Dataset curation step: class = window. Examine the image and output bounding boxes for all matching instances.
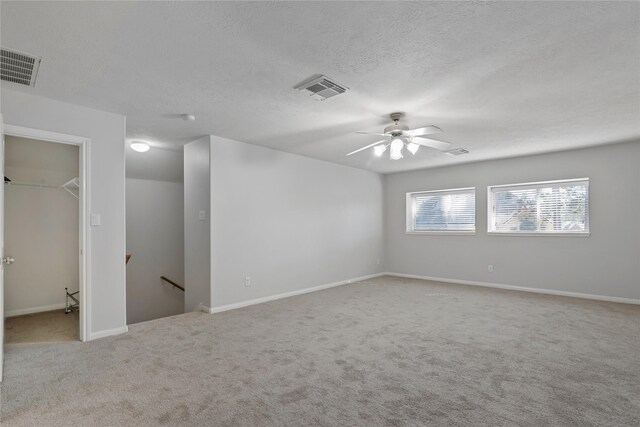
[488,178,589,235]
[406,187,475,233]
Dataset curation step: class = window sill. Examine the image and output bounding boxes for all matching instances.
[487,232,590,237]
[406,231,476,236]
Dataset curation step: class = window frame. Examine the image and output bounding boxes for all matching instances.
[487,178,590,237]
[405,187,476,235]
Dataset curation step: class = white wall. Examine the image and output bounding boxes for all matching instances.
[5,189,79,316]
[4,136,79,316]
[126,178,184,324]
[385,142,640,300]
[126,147,183,183]
[183,136,211,312]
[209,136,384,308]
[1,89,127,338]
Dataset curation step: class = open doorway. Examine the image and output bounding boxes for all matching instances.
[3,135,81,344]
[125,143,184,324]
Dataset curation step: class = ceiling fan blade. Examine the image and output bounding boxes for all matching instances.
[356,131,389,136]
[407,125,443,137]
[346,140,387,156]
[412,136,451,151]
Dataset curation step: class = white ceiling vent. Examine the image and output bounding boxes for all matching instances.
[294,74,348,101]
[443,148,470,156]
[1,47,41,87]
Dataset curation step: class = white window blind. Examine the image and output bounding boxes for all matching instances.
[407,187,475,233]
[488,178,589,235]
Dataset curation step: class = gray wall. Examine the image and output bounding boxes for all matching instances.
[183,136,211,311]
[2,89,127,338]
[126,147,183,183]
[210,136,384,308]
[4,137,79,316]
[384,141,640,300]
[5,186,79,315]
[126,178,184,324]
[4,136,79,316]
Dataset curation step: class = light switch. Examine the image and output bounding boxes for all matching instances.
[198,210,206,221]
[90,213,101,226]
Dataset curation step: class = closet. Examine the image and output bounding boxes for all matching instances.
[3,136,80,344]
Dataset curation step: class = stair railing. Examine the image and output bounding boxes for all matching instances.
[160,276,185,292]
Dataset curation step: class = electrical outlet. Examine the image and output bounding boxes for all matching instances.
[244,276,251,287]
[488,264,494,273]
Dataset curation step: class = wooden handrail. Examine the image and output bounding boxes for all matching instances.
[161,276,185,292]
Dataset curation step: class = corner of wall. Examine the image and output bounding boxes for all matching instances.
[183,136,212,313]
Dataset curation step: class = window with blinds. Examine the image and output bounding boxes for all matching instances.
[406,187,476,233]
[488,178,589,235]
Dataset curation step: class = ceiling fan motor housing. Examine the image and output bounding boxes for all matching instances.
[384,124,409,136]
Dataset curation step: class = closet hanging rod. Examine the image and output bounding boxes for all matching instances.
[5,181,61,189]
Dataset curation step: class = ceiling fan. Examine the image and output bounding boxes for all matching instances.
[346,112,451,160]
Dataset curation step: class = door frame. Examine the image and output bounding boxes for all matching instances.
[2,125,91,342]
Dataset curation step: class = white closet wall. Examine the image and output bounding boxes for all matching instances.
[4,136,79,316]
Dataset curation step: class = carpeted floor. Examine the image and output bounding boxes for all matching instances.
[4,309,79,344]
[1,276,638,426]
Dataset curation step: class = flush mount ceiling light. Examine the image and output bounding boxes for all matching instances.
[130,141,150,153]
[346,113,456,160]
[181,114,196,121]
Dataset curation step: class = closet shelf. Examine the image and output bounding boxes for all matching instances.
[4,177,80,199]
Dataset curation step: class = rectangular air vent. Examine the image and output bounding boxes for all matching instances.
[1,47,41,87]
[443,148,469,156]
[443,148,470,156]
[294,74,348,101]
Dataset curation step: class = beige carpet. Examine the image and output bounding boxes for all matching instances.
[1,276,638,426]
[4,309,79,344]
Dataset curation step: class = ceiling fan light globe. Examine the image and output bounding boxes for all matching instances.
[390,138,403,150]
[390,149,403,160]
[374,145,387,157]
[407,142,420,155]
[390,138,404,160]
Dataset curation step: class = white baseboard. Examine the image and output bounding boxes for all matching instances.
[194,303,211,313]
[209,272,385,314]
[89,325,128,341]
[5,303,67,318]
[384,272,640,305]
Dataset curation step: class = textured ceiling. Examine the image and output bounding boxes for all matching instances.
[1,1,639,174]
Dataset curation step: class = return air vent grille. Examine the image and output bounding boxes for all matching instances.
[294,74,348,101]
[1,47,41,87]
